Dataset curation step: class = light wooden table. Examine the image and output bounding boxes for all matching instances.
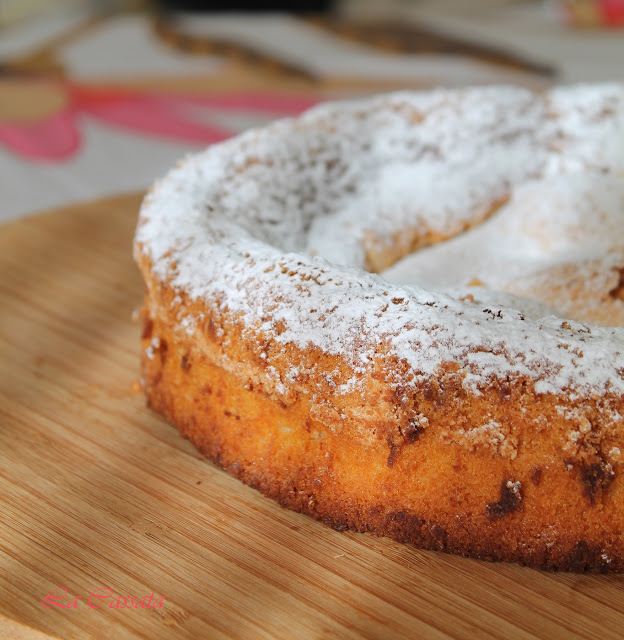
[1,194,624,640]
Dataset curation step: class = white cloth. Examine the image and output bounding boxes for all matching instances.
[1,7,622,225]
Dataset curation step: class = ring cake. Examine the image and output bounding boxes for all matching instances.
[134,84,624,571]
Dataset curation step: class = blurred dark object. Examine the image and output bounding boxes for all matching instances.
[157,0,333,12]
[153,10,556,82]
[153,13,320,80]
[308,17,556,77]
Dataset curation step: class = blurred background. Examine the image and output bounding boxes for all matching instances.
[1,0,622,223]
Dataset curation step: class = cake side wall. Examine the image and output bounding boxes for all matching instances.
[137,288,624,572]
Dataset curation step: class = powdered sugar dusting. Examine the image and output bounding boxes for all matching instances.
[135,84,624,397]
[383,172,624,321]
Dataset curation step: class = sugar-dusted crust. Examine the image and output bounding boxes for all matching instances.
[138,293,624,571]
[135,84,624,570]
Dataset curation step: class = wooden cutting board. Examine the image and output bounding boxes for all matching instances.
[1,194,624,640]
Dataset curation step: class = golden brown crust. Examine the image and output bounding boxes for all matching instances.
[138,281,624,572]
[133,85,624,571]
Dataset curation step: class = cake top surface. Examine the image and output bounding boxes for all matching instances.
[135,84,624,397]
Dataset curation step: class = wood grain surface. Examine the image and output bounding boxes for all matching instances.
[1,194,624,640]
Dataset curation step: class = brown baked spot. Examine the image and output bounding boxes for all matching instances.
[159,339,168,361]
[387,419,424,467]
[141,317,153,340]
[468,277,485,287]
[565,540,612,573]
[531,466,542,486]
[274,319,286,335]
[381,510,448,552]
[486,480,522,520]
[206,318,219,341]
[386,440,399,468]
[181,354,191,371]
[423,381,438,402]
[498,383,511,400]
[609,267,624,301]
[401,420,424,444]
[579,460,615,505]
